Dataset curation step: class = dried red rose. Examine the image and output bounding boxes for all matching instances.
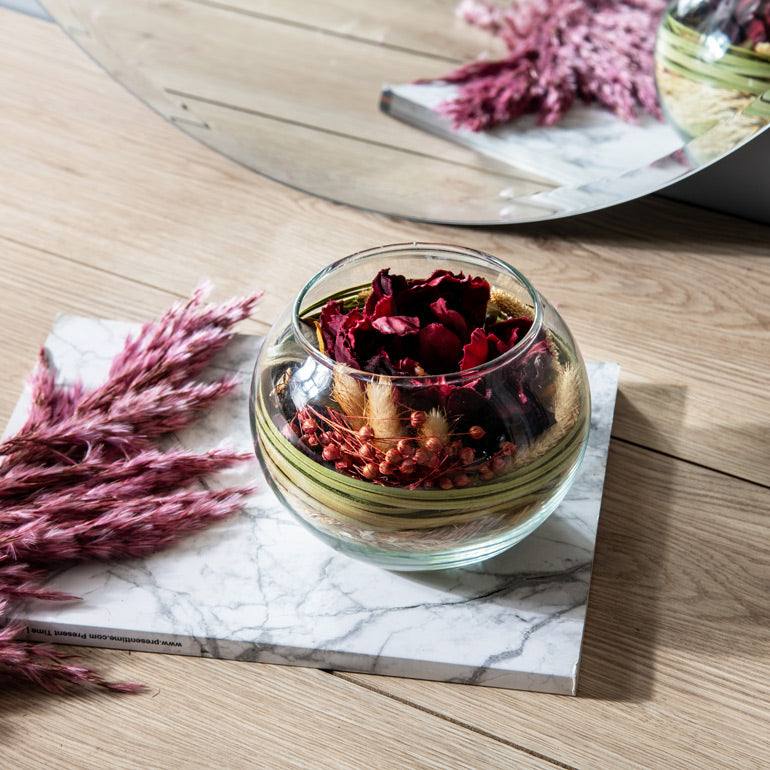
[319,268,493,375]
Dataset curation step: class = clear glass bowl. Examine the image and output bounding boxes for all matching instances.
[250,244,590,570]
[656,0,770,162]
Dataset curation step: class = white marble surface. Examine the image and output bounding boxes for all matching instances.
[383,82,685,189]
[8,316,619,695]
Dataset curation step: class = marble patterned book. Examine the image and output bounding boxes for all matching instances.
[6,316,619,695]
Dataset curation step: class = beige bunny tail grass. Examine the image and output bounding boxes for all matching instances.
[365,377,401,448]
[420,408,450,448]
[490,288,534,319]
[332,367,366,430]
[553,363,583,426]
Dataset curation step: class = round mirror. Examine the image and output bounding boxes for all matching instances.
[43,0,770,224]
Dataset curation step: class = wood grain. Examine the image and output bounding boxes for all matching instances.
[1,10,768,484]
[341,440,770,768]
[180,0,508,62]
[43,0,510,166]
[1,653,557,770]
[1,7,769,769]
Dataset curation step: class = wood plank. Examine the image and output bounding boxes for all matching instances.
[1,654,556,770]
[181,0,507,62]
[45,0,514,174]
[1,10,768,484]
[0,238,557,770]
[341,440,770,769]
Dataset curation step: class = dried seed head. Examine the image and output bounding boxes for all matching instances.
[399,459,416,474]
[413,448,432,466]
[358,425,375,439]
[306,435,319,447]
[359,444,375,460]
[459,447,475,465]
[318,432,331,446]
[366,377,400,448]
[410,410,427,428]
[501,441,516,456]
[322,445,341,462]
[420,408,450,450]
[378,461,394,475]
[469,425,486,440]
[301,418,318,434]
[385,448,402,465]
[361,463,379,480]
[335,460,350,472]
[492,456,508,473]
[397,439,414,457]
[439,476,454,490]
[332,368,366,431]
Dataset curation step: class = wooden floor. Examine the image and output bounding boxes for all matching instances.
[0,7,768,769]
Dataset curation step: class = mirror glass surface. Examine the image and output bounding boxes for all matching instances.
[43,0,770,224]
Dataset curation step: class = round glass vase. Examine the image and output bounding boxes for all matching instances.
[250,244,591,571]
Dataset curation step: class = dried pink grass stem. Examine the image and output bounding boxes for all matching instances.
[426,0,666,130]
[0,285,261,693]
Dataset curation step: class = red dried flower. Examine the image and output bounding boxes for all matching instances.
[319,268,491,375]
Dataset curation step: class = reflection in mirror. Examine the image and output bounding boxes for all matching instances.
[42,0,769,224]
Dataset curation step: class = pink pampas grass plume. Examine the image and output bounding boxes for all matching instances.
[0,624,145,694]
[0,285,261,693]
[425,0,665,130]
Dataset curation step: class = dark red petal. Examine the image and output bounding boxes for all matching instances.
[363,349,398,375]
[487,332,508,358]
[486,317,533,350]
[418,323,464,373]
[396,357,420,375]
[423,271,490,330]
[430,297,468,339]
[460,327,491,370]
[369,295,396,320]
[371,315,421,336]
[318,300,347,355]
[365,269,409,316]
[336,309,371,368]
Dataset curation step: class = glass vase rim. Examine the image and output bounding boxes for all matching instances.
[290,242,545,384]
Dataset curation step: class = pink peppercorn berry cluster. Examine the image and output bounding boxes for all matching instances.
[296,407,516,490]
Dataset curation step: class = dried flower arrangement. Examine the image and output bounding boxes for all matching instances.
[0,286,261,692]
[253,256,590,566]
[420,0,666,130]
